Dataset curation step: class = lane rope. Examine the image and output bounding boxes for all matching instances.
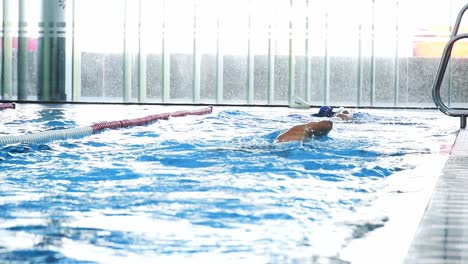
[0,103,15,110]
[0,106,213,146]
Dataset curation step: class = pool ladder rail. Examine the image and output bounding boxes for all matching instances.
[433,3,468,129]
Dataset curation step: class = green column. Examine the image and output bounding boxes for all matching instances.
[193,42,201,103]
[40,17,50,101]
[288,0,295,106]
[267,24,275,105]
[192,0,200,103]
[18,0,28,100]
[138,0,146,102]
[323,8,330,105]
[247,0,254,104]
[369,0,376,106]
[161,0,170,103]
[216,17,223,104]
[72,0,81,101]
[357,23,363,106]
[39,0,67,101]
[393,1,400,107]
[123,0,132,102]
[162,39,170,103]
[305,0,311,104]
[2,0,13,99]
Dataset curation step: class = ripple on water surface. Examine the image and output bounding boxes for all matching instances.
[0,106,458,263]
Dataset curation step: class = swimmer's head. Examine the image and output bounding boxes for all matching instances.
[313,106,335,117]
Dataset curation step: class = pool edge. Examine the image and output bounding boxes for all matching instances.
[404,129,468,263]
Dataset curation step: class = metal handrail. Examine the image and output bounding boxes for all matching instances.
[433,3,468,128]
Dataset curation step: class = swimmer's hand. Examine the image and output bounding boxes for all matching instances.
[335,109,352,121]
[274,120,333,143]
[336,113,350,121]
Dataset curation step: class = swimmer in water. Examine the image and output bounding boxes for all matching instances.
[274,106,352,143]
[312,105,352,121]
[274,120,333,143]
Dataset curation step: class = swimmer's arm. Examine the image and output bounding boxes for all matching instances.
[275,121,333,143]
[275,124,308,143]
[304,120,333,138]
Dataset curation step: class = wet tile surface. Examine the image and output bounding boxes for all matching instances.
[405,130,468,263]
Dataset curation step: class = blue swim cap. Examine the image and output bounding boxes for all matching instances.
[316,106,334,117]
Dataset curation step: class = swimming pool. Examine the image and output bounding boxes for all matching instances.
[0,104,458,263]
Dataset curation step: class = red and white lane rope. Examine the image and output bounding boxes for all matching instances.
[0,103,15,110]
[0,106,213,146]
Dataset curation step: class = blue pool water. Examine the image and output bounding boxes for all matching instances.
[0,105,458,263]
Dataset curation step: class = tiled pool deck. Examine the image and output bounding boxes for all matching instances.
[404,129,468,263]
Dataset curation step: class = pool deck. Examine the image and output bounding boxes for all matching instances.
[404,129,468,263]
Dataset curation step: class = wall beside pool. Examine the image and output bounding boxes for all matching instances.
[1,0,468,108]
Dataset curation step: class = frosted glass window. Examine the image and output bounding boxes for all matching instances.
[1,0,468,107]
[77,0,125,102]
[141,0,163,101]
